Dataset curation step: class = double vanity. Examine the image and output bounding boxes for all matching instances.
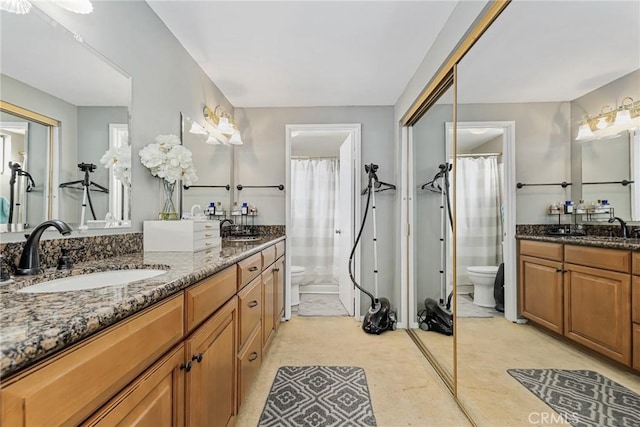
[0,235,285,426]
[518,234,640,371]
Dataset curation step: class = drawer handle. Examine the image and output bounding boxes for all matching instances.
[248,300,259,308]
[192,353,204,363]
[249,266,259,272]
[205,233,214,237]
[248,352,258,362]
[180,362,192,372]
[205,242,213,246]
[205,225,213,229]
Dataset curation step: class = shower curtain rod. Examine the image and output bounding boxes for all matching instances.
[450,152,502,158]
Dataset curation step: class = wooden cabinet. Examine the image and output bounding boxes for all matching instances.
[82,345,185,427]
[185,297,238,427]
[1,295,184,427]
[519,255,564,334]
[563,263,631,366]
[1,239,286,426]
[262,269,275,350]
[237,253,262,290]
[274,256,285,331]
[519,240,637,369]
[634,323,640,370]
[633,266,639,370]
[237,326,262,409]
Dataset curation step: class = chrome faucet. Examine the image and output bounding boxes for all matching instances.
[608,216,629,238]
[16,219,72,275]
[219,219,234,227]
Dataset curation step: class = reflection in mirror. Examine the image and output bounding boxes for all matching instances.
[0,105,54,233]
[410,84,455,384]
[0,5,131,233]
[455,1,640,424]
[179,113,232,219]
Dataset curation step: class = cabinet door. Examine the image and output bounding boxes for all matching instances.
[633,323,640,371]
[185,297,238,427]
[262,270,275,351]
[274,256,285,331]
[564,263,631,366]
[82,345,185,427]
[519,255,564,333]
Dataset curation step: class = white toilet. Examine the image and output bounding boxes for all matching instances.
[467,266,499,308]
[290,266,305,306]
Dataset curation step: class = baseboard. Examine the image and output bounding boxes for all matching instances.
[299,284,339,294]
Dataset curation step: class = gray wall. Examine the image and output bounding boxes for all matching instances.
[32,1,234,233]
[457,102,572,224]
[76,107,129,221]
[234,106,396,315]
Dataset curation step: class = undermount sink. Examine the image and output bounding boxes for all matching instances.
[17,269,167,293]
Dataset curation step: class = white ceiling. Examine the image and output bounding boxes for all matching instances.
[147,1,458,108]
[457,0,640,104]
[1,8,130,106]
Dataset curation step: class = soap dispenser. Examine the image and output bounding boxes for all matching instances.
[241,202,248,215]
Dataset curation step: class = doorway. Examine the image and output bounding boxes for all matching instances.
[285,124,361,320]
[445,121,517,321]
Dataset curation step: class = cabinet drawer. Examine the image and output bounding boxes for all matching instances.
[238,276,262,349]
[81,344,185,426]
[262,245,276,269]
[633,276,640,324]
[634,323,640,371]
[193,236,221,252]
[1,295,184,427]
[275,241,285,259]
[194,228,220,240]
[519,240,563,261]
[237,326,262,409]
[237,253,262,290]
[193,221,220,232]
[633,252,639,276]
[565,245,630,273]
[185,266,237,334]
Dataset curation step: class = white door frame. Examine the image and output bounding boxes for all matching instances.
[443,121,517,322]
[284,123,362,321]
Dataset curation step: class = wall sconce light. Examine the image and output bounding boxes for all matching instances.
[1,0,93,14]
[575,97,640,141]
[203,105,243,145]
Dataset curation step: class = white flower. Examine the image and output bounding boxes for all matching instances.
[138,134,198,185]
[100,143,132,186]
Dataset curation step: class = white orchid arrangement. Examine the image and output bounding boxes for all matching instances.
[100,143,132,186]
[138,134,198,186]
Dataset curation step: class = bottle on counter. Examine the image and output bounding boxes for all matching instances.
[231,202,240,216]
[241,202,248,215]
[564,200,573,214]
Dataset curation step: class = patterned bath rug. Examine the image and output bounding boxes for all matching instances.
[507,369,640,427]
[258,366,377,427]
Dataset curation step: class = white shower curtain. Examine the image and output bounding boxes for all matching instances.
[290,158,340,284]
[456,156,503,285]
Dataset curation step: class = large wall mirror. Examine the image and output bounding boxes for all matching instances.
[452,1,639,424]
[409,82,455,387]
[179,113,233,218]
[0,6,131,235]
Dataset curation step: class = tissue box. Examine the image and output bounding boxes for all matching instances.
[144,220,221,252]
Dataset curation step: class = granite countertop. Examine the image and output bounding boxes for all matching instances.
[516,234,640,251]
[0,236,284,380]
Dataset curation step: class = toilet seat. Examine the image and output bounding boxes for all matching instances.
[291,266,305,275]
[468,266,499,275]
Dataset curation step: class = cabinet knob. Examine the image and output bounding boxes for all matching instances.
[192,353,204,363]
[248,352,258,362]
[249,266,259,272]
[180,361,192,372]
[556,268,563,272]
[248,300,259,308]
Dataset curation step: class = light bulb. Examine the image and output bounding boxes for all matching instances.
[0,0,32,14]
[217,117,234,135]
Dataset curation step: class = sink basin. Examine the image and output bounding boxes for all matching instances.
[17,269,167,293]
